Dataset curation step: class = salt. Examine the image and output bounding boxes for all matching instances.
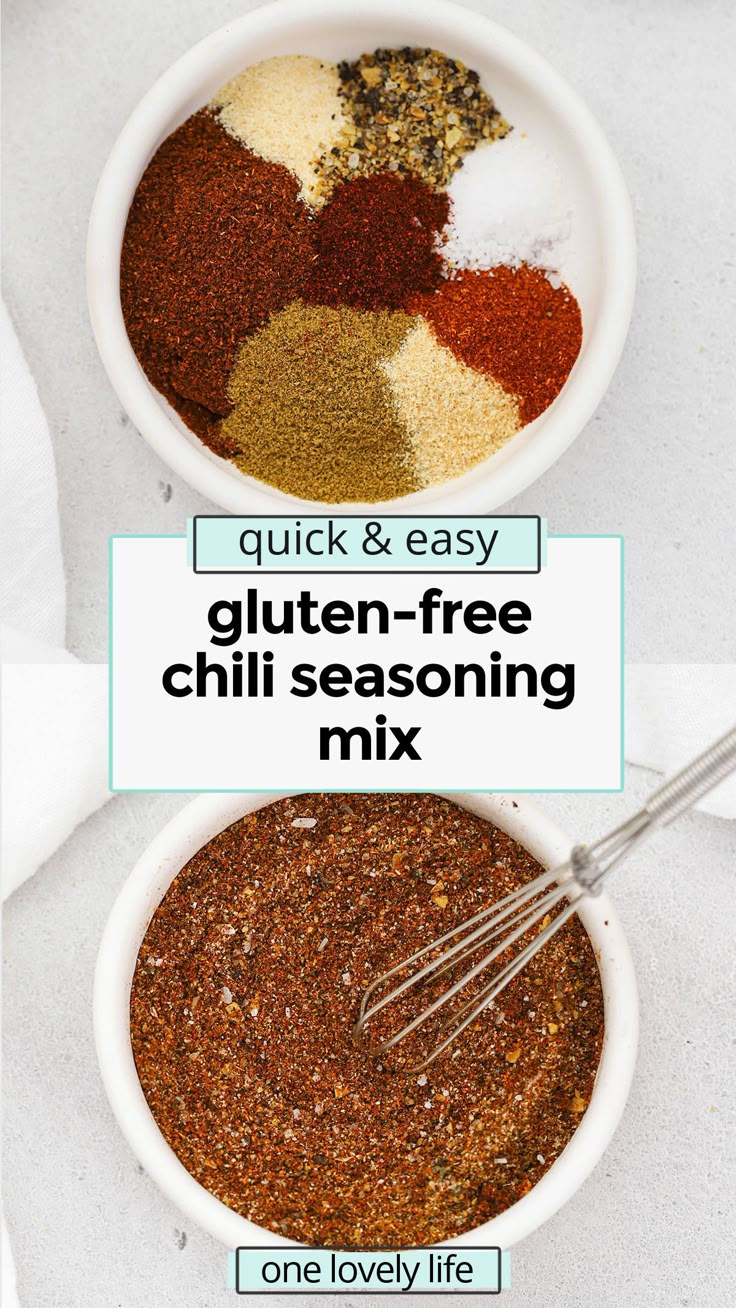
[442,134,571,275]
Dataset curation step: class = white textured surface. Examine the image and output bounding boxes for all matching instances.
[3,773,736,1307]
[2,0,735,661]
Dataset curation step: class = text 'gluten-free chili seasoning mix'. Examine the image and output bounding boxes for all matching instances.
[120,49,583,501]
[130,794,603,1247]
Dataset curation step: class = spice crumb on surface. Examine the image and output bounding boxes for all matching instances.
[130,794,604,1248]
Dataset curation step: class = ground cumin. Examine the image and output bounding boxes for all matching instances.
[130,794,604,1248]
[222,302,419,503]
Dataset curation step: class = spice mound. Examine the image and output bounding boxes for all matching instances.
[307,173,449,311]
[120,110,313,430]
[120,47,583,502]
[411,266,583,424]
[223,302,419,502]
[316,47,509,195]
[130,794,604,1247]
[211,56,347,207]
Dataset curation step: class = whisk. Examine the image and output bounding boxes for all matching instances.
[354,726,736,1073]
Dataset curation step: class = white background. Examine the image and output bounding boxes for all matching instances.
[3,0,735,663]
[3,0,735,1304]
[111,537,621,789]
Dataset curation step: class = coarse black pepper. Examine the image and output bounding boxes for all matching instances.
[315,48,509,195]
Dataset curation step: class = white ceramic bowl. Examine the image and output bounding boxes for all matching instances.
[87,0,635,515]
[94,792,638,1250]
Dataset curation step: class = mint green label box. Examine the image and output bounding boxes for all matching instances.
[190,515,544,572]
[228,1247,512,1294]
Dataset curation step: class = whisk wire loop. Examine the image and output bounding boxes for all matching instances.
[354,726,736,1073]
[413,898,583,1073]
[354,871,577,1061]
[356,868,563,1026]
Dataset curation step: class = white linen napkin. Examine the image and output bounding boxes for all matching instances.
[1,662,109,897]
[1,301,112,903]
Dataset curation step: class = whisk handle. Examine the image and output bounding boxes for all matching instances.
[643,726,736,825]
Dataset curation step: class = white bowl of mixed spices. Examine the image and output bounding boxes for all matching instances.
[87,0,635,514]
[94,792,638,1251]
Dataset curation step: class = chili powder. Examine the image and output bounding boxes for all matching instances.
[412,266,583,423]
[130,794,603,1248]
[120,111,313,424]
[307,172,449,312]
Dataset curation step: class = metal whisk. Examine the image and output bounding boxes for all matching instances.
[354,726,736,1073]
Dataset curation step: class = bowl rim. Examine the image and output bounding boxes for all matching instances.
[93,790,638,1251]
[86,0,636,515]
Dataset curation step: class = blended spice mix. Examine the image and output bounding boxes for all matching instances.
[130,794,604,1247]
